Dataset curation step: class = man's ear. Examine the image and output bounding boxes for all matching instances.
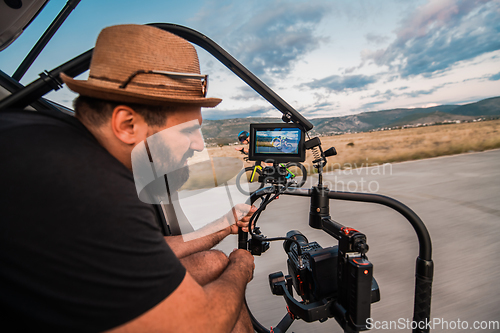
[110,105,147,145]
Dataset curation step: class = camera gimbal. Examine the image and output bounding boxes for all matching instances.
[238,137,433,333]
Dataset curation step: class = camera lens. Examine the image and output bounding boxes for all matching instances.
[284,230,308,253]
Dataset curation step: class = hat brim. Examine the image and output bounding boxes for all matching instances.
[60,73,222,108]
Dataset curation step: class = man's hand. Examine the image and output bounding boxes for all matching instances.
[229,249,255,283]
[228,204,257,234]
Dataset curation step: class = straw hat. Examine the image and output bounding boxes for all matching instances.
[60,24,221,107]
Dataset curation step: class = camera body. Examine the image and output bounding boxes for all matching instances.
[279,230,380,330]
[284,231,338,303]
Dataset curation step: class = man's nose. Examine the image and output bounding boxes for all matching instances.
[190,130,205,151]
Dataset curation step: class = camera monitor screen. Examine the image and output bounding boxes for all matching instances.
[249,123,305,163]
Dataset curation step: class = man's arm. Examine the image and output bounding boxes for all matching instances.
[166,204,256,259]
[106,249,254,333]
[165,227,229,259]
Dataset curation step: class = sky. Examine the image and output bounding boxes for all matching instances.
[1,0,499,120]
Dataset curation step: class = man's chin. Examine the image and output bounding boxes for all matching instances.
[167,166,190,192]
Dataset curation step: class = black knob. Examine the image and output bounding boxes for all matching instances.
[356,242,369,255]
[5,0,23,9]
[324,147,337,157]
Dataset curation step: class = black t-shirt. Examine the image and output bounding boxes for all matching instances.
[0,110,186,332]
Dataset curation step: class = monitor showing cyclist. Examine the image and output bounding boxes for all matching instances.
[248,124,306,163]
[254,127,300,154]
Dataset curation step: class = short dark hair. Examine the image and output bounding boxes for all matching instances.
[73,96,173,127]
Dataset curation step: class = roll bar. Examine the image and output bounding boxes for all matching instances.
[241,186,433,333]
[0,23,314,132]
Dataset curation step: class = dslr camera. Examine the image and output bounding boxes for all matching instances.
[274,229,380,330]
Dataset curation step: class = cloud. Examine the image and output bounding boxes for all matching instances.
[232,86,261,101]
[306,101,340,113]
[361,101,386,110]
[402,88,438,98]
[301,74,378,92]
[361,82,451,109]
[202,105,275,120]
[367,89,397,100]
[343,66,357,74]
[489,71,500,81]
[401,82,451,98]
[363,0,500,78]
[192,1,331,80]
[365,33,389,45]
[366,83,449,102]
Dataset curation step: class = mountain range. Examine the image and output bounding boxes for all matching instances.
[201,96,500,145]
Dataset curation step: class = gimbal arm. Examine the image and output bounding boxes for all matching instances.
[323,190,433,333]
[240,186,433,333]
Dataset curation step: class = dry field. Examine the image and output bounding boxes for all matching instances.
[180,119,500,190]
[207,119,500,173]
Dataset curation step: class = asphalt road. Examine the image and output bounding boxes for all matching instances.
[209,149,500,332]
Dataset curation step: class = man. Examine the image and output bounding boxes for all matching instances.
[0,24,255,332]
